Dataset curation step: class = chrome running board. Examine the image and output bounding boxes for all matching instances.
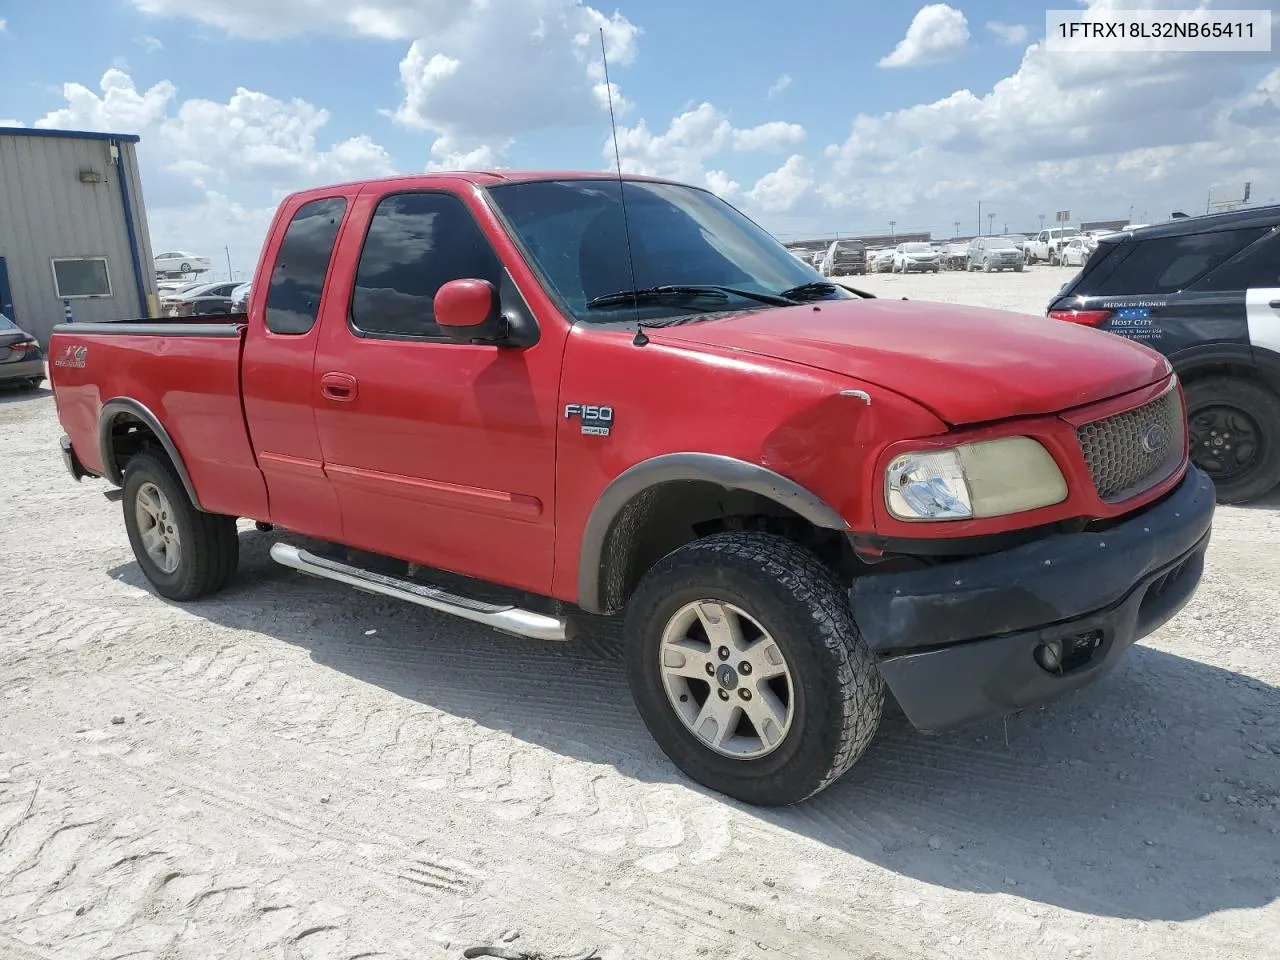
[270,543,568,641]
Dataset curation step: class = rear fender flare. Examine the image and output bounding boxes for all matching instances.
[98,398,206,511]
[576,452,849,614]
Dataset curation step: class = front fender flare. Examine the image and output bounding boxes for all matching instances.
[576,452,849,614]
[98,397,206,511]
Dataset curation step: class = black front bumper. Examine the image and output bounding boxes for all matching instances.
[851,466,1215,732]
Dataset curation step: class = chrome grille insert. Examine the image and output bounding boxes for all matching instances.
[1077,389,1185,502]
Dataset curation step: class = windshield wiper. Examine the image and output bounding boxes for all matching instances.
[778,280,875,300]
[586,284,797,310]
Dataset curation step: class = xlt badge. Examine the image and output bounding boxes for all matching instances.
[565,403,613,437]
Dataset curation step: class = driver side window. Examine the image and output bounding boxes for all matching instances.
[350,191,503,340]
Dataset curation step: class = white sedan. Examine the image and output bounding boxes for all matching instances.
[1059,237,1089,267]
[154,250,212,275]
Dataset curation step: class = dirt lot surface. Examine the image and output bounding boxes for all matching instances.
[2,266,1278,960]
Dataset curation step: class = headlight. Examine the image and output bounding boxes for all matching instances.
[885,437,1068,521]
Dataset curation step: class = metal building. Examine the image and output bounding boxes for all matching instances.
[0,127,158,345]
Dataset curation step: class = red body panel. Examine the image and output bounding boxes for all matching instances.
[50,326,269,520]
[651,300,1173,425]
[308,181,566,593]
[49,170,1194,610]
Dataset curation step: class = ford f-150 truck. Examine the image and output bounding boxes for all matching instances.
[50,172,1215,806]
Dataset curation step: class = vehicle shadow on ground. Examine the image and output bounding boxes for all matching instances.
[0,384,50,404]
[110,530,1280,924]
[1239,486,1280,511]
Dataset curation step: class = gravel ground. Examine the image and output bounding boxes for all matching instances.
[1,267,1278,960]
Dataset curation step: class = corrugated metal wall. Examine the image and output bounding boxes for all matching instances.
[0,133,158,345]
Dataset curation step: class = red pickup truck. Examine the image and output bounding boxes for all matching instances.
[50,172,1214,806]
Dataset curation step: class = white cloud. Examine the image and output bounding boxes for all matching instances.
[985,21,1028,45]
[138,35,164,53]
[132,0,640,160]
[704,170,741,201]
[30,70,396,267]
[35,69,176,133]
[424,141,506,171]
[0,18,7,32]
[879,3,970,68]
[612,102,733,185]
[387,0,639,158]
[0,120,23,127]
[767,74,792,99]
[610,105,809,212]
[33,70,395,186]
[813,1,1280,234]
[732,121,806,152]
[747,155,813,213]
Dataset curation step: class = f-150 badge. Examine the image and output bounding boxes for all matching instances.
[565,403,613,437]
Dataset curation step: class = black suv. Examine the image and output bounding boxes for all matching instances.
[1048,206,1280,503]
[822,239,867,277]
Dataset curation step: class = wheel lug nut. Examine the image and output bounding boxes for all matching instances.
[705,663,715,677]
[718,647,730,661]
[717,689,730,702]
[739,662,752,676]
[739,689,752,701]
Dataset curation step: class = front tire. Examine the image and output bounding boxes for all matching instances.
[1184,377,1280,503]
[122,450,239,600]
[624,532,884,806]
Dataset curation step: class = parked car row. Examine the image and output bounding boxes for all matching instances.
[158,280,243,317]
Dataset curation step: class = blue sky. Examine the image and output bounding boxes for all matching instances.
[1,1,1278,275]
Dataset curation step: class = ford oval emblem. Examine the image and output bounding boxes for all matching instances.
[1141,422,1170,454]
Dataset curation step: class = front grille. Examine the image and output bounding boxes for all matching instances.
[1077,389,1185,502]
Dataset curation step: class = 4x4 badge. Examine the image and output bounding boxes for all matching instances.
[54,345,88,369]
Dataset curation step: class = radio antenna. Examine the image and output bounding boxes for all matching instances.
[599,27,643,332]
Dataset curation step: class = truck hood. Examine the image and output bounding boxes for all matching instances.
[650,299,1171,425]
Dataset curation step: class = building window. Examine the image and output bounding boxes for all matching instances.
[51,257,113,299]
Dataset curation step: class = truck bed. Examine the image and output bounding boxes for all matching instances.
[49,316,269,520]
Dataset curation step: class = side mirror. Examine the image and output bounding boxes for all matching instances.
[434,279,507,343]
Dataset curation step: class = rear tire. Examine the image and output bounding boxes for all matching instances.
[624,532,884,806]
[122,450,239,600]
[1184,377,1280,504]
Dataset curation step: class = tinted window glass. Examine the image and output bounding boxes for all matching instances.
[265,197,347,335]
[1191,229,1280,291]
[486,179,840,324]
[1083,228,1268,296]
[0,314,17,331]
[349,192,503,339]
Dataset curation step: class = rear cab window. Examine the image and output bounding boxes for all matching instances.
[265,197,348,335]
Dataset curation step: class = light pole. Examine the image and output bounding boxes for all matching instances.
[988,213,996,236]
[954,220,961,238]
[889,221,896,237]
[978,200,982,236]
[224,246,233,282]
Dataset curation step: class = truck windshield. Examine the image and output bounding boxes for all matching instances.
[485,178,851,323]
